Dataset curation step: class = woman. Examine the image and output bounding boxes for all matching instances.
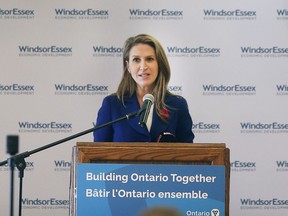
[93,34,194,142]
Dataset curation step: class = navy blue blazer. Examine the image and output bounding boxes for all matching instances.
[93,93,194,143]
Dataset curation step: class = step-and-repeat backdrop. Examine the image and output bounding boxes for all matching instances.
[1,0,287,215]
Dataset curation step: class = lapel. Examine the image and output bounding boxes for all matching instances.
[122,94,150,137]
[150,95,175,138]
[150,110,169,136]
[122,94,171,139]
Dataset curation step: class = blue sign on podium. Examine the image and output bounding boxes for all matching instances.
[76,163,225,216]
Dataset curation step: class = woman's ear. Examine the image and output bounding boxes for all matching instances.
[126,60,130,73]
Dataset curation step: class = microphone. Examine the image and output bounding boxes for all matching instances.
[7,135,19,156]
[138,94,154,127]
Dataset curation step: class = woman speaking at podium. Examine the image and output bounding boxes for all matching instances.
[93,34,194,143]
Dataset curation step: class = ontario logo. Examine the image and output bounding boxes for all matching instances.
[0,83,35,95]
[203,9,256,21]
[240,121,288,134]
[202,84,256,96]
[240,197,288,210]
[54,83,109,96]
[0,8,35,19]
[230,160,256,172]
[18,121,73,133]
[186,209,220,216]
[276,9,288,20]
[192,122,221,134]
[92,45,123,57]
[18,45,72,57]
[276,84,288,96]
[240,46,288,58]
[22,197,69,210]
[211,209,220,216]
[129,8,183,20]
[54,8,109,20]
[166,46,221,58]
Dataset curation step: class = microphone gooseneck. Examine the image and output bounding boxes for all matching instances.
[138,94,154,127]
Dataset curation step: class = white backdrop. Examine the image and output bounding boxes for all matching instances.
[1,0,288,215]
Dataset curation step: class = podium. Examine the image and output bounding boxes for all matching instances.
[70,142,230,216]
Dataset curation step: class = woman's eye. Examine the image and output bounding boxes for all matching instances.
[132,58,140,62]
[147,57,155,62]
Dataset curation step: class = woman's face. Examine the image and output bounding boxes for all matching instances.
[127,43,159,93]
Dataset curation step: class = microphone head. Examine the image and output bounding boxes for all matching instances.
[143,94,154,104]
[7,135,19,155]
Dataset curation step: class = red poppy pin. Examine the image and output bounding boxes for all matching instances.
[160,108,169,120]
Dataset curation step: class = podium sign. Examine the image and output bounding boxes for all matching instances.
[69,142,230,216]
[76,163,225,216]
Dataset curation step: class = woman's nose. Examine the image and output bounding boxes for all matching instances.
[139,61,147,70]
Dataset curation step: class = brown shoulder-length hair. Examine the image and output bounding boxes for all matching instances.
[116,34,172,120]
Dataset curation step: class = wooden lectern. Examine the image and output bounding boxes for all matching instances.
[70,142,230,216]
